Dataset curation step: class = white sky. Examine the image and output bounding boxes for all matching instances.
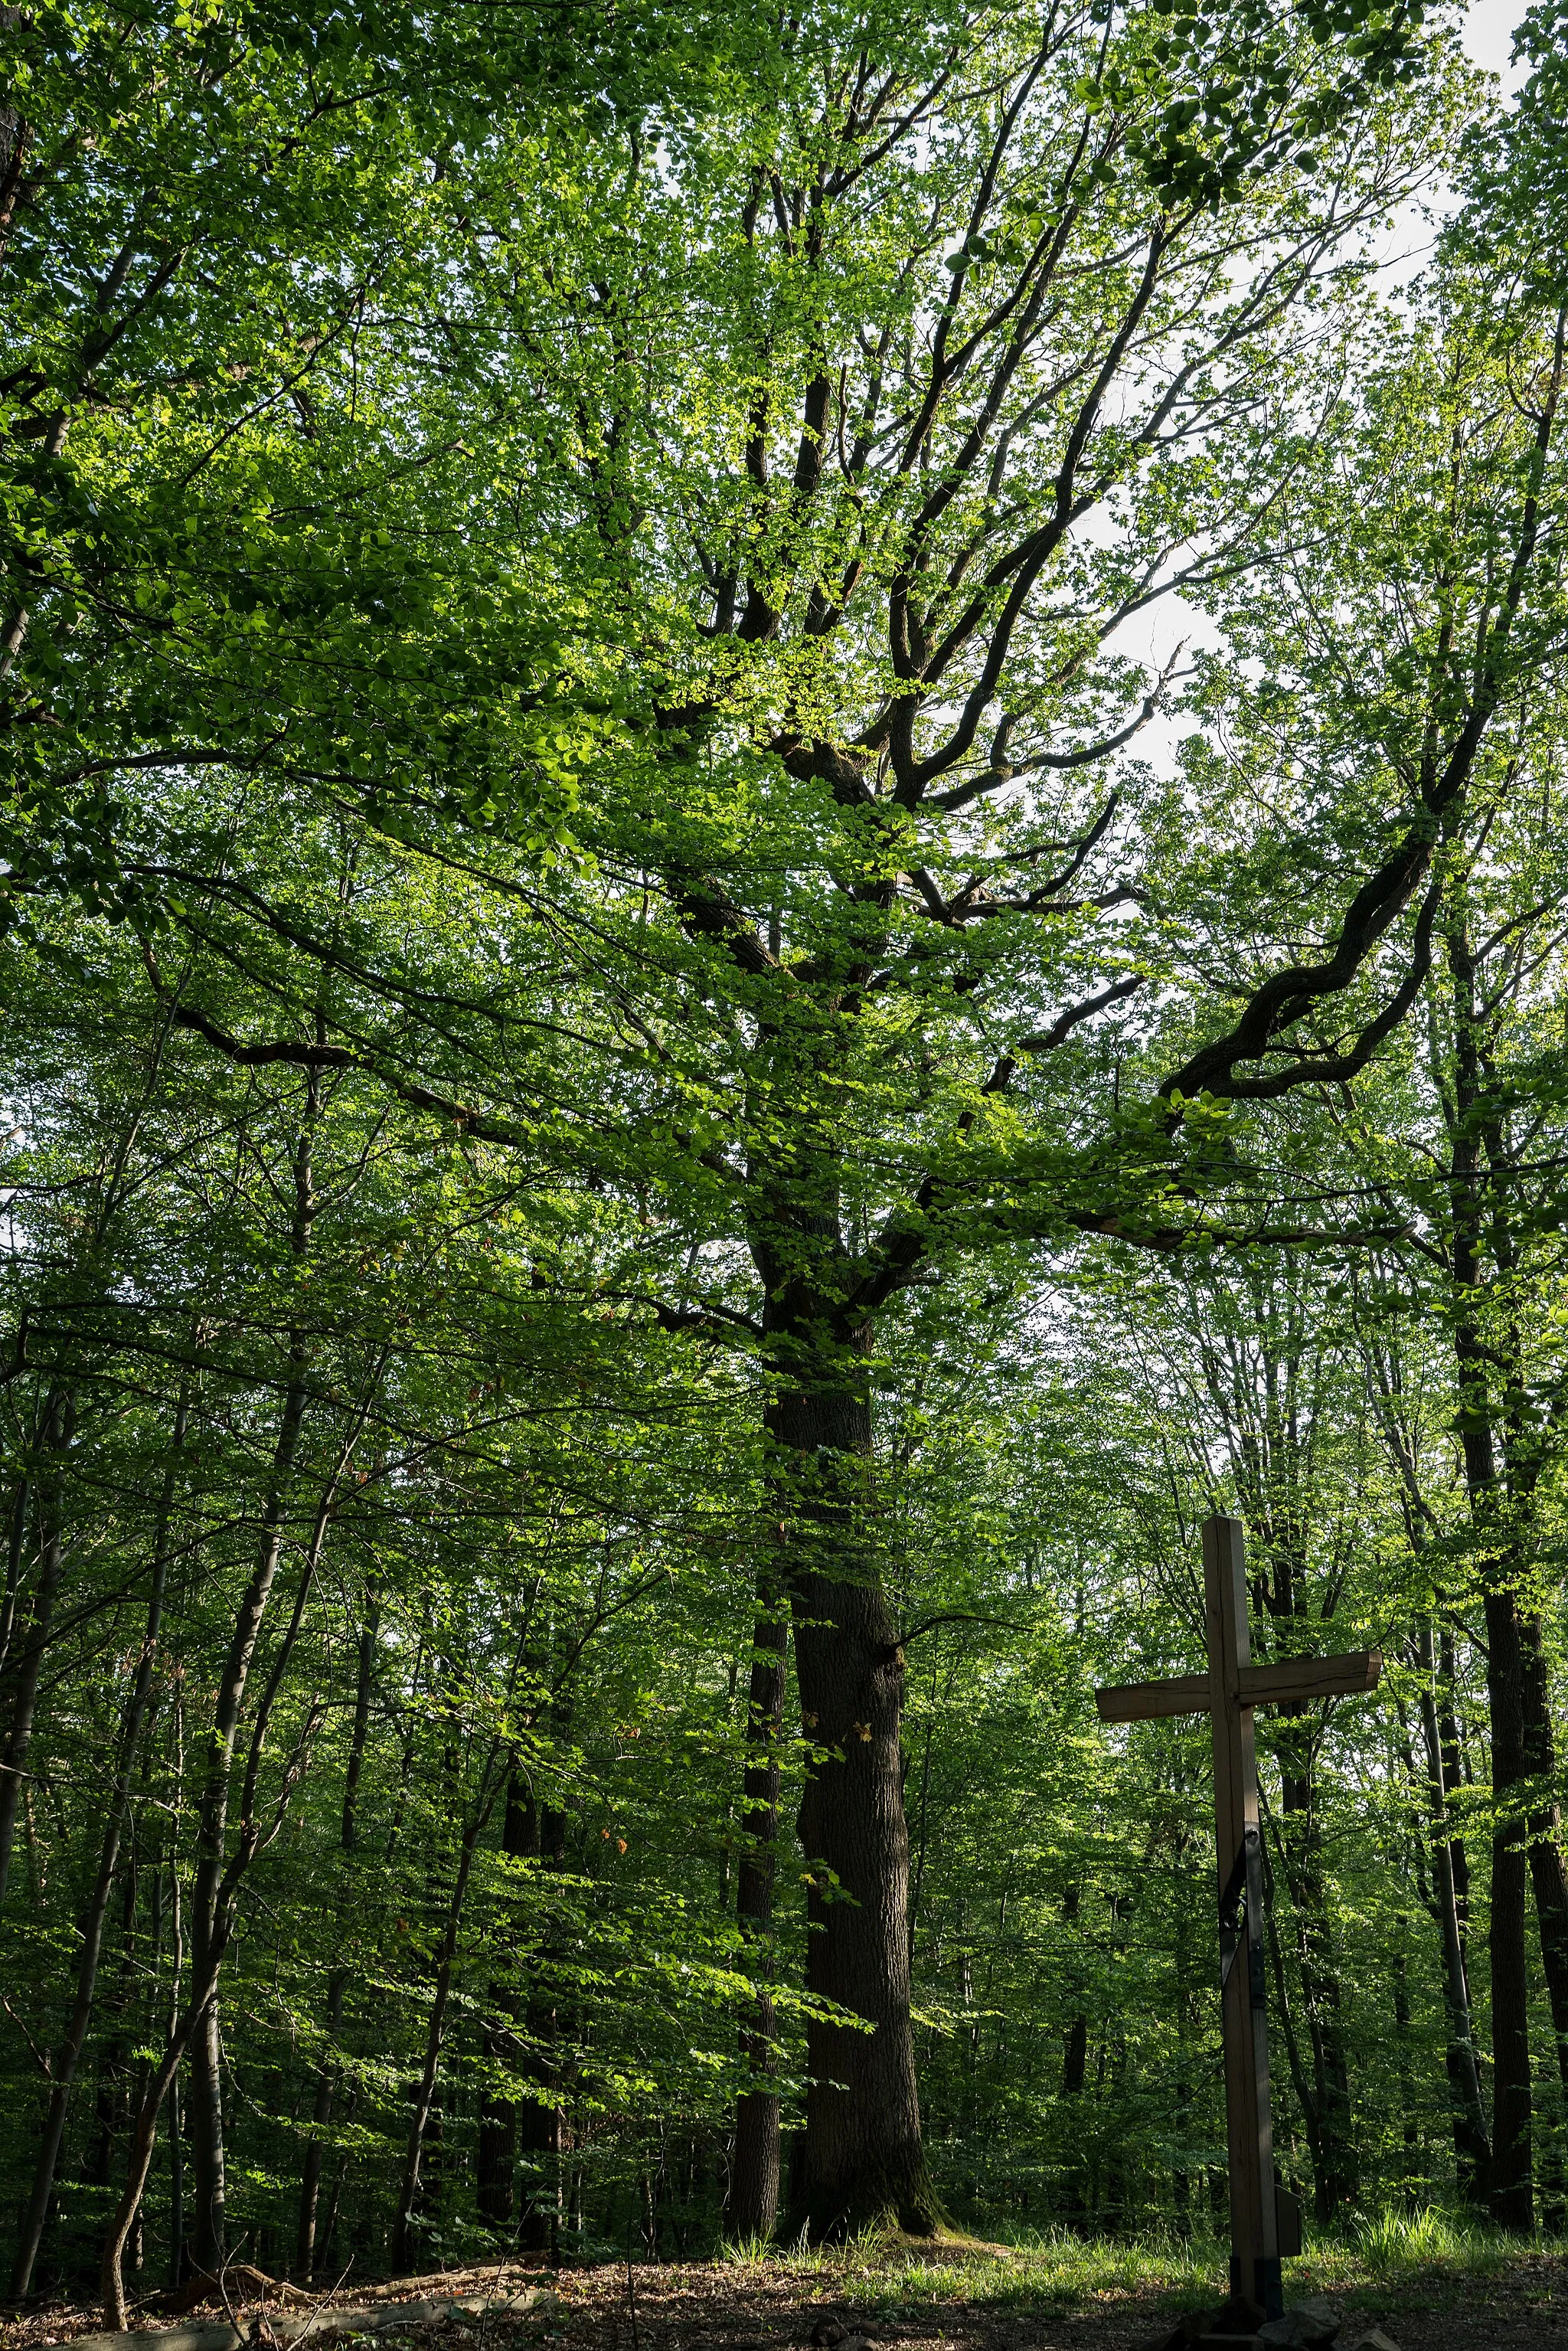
[1098,1,1534,772]
[1462,0,1528,89]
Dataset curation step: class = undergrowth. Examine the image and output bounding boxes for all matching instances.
[714,2207,1566,2317]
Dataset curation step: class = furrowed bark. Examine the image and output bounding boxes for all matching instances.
[768,1331,941,2239]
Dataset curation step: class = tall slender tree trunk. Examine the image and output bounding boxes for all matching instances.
[185,1352,309,2275]
[0,1468,31,1690]
[393,1798,492,2270]
[296,1977,345,2279]
[1485,1581,1534,2229]
[1521,1614,1568,2111]
[766,1321,941,2238]
[188,1098,321,2274]
[475,2034,516,2233]
[1060,1883,1088,2095]
[101,1947,230,2326]
[187,2005,227,2276]
[298,1590,377,2281]
[1414,1624,1490,2200]
[11,1391,185,2294]
[168,1688,187,2285]
[517,1780,568,2257]
[1446,914,1533,2229]
[104,1096,328,2320]
[476,1769,532,2235]
[1481,1047,1568,2140]
[100,1652,324,2330]
[168,2069,185,2288]
[0,1389,74,1908]
[1276,1715,1357,2222]
[727,1571,788,2240]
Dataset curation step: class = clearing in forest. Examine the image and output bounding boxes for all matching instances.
[4,2236,1567,2351]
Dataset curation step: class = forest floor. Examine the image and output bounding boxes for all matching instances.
[8,2228,1568,2351]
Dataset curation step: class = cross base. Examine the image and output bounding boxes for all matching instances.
[1233,2252,1282,2324]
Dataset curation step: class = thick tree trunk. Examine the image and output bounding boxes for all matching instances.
[727,1573,788,2241]
[769,1359,941,2238]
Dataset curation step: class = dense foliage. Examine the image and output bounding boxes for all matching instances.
[8,0,1568,2313]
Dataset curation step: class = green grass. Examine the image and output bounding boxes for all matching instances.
[707,2208,1568,2322]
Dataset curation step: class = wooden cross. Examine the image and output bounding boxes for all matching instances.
[1094,1516,1381,2322]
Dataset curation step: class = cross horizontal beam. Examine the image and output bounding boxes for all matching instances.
[1094,1648,1382,1725]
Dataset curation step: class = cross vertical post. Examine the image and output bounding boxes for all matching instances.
[1204,1514,1279,2320]
[1096,1517,1379,2322]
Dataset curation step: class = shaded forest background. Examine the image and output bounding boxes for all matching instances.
[6,0,1568,2312]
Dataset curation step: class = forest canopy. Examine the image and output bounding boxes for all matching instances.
[6,0,1568,2313]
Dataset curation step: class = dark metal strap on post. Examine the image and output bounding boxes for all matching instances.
[1242,1820,1268,2012]
[1219,1826,1267,2009]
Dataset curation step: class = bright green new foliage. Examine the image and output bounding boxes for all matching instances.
[8,0,1568,2300]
